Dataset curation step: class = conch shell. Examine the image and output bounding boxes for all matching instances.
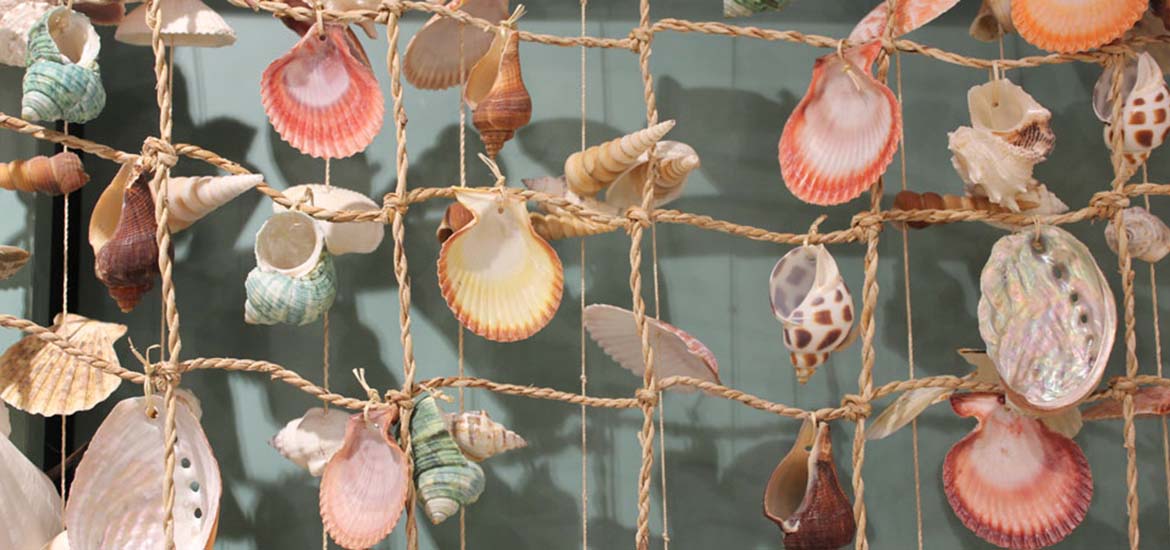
[948,126,1038,212]
[403,0,511,90]
[465,28,531,159]
[769,245,856,383]
[1012,0,1145,53]
[1100,53,1170,167]
[411,396,485,524]
[88,163,159,312]
[21,7,106,123]
[270,407,350,477]
[564,121,676,198]
[0,425,62,550]
[0,246,30,281]
[762,419,855,550]
[443,410,527,462]
[0,0,53,67]
[969,0,1014,41]
[167,174,261,232]
[320,409,409,550]
[0,152,89,195]
[115,0,235,48]
[583,303,721,391]
[1105,206,1170,263]
[968,79,1054,159]
[273,184,385,255]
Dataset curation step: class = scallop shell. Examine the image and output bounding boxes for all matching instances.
[411,396,486,525]
[978,226,1116,414]
[115,0,235,47]
[583,304,721,390]
[1103,53,1170,167]
[66,395,221,550]
[0,246,30,281]
[943,393,1092,549]
[270,407,350,477]
[969,0,1014,42]
[968,79,1054,159]
[90,164,158,312]
[947,126,1038,212]
[0,1,53,67]
[261,23,384,160]
[444,411,527,462]
[769,245,856,384]
[0,313,125,416]
[848,0,961,42]
[437,201,475,244]
[273,184,385,256]
[1105,206,1170,263]
[723,0,791,18]
[22,7,106,123]
[603,141,701,212]
[244,252,336,326]
[465,29,531,159]
[1012,0,1145,53]
[529,212,615,241]
[779,41,901,206]
[564,121,676,198]
[763,419,855,550]
[403,0,511,90]
[0,427,62,550]
[1082,386,1170,420]
[320,409,409,550]
[437,189,564,342]
[168,175,261,232]
[0,152,90,195]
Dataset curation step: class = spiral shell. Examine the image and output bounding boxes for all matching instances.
[0,152,89,195]
[21,7,105,123]
[1105,207,1170,263]
[89,164,159,312]
[437,201,475,244]
[892,190,1013,229]
[273,184,385,255]
[565,121,676,198]
[529,212,615,241]
[411,396,485,525]
[443,410,527,462]
[763,419,855,550]
[769,245,856,383]
[244,252,336,326]
[603,140,701,212]
[968,79,1054,160]
[1102,53,1170,167]
[465,29,531,159]
[167,174,261,232]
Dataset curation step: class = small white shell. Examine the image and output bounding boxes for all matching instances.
[769,245,856,383]
[255,211,325,278]
[272,184,385,256]
[968,79,1054,160]
[1105,207,1170,263]
[270,407,350,477]
[948,126,1037,212]
[443,410,527,462]
[115,0,235,47]
[167,174,261,232]
[0,433,62,550]
[0,0,53,67]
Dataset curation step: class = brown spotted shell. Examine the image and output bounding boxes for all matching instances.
[769,245,856,384]
[1101,53,1170,166]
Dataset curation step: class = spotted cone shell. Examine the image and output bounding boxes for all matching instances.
[763,419,855,550]
[769,245,856,383]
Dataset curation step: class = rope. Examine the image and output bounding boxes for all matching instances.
[579,1,590,547]
[59,118,70,515]
[457,19,468,550]
[1141,165,1170,530]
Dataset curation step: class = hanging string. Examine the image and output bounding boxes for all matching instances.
[1141,163,1170,528]
[59,118,70,514]
[651,224,670,549]
[457,20,469,550]
[578,1,589,548]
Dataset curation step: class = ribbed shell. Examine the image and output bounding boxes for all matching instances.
[564,121,675,198]
[0,431,62,550]
[403,0,511,90]
[115,0,236,48]
[763,420,855,550]
[167,174,261,232]
[1012,0,1145,53]
[583,304,720,390]
[443,410,527,462]
[948,126,1038,212]
[411,396,486,525]
[270,407,350,477]
[0,246,30,281]
[848,0,960,42]
[1105,206,1170,263]
[466,30,531,158]
[603,140,701,212]
[244,252,337,326]
[21,7,105,123]
[0,152,90,195]
[93,168,159,312]
[319,410,408,549]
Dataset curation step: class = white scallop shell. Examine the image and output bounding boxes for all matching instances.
[1105,207,1170,263]
[270,407,350,477]
[272,184,385,256]
[0,0,53,67]
[0,430,61,550]
[115,0,235,48]
[583,304,720,391]
[255,211,325,278]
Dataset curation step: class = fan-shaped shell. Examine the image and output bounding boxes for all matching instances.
[411,396,485,525]
[970,0,1014,42]
[763,419,855,550]
[437,189,564,342]
[21,7,105,123]
[66,395,221,550]
[849,0,961,42]
[0,428,62,550]
[968,79,1054,159]
[465,29,531,158]
[1105,206,1170,263]
[1103,53,1170,167]
[273,184,385,255]
[270,407,350,477]
[583,304,720,390]
[444,410,527,462]
[948,126,1038,212]
[403,0,511,90]
[779,41,901,206]
[115,0,235,47]
[167,174,261,232]
[0,313,125,416]
[943,393,1091,549]
[978,226,1116,414]
[0,152,90,196]
[769,245,856,383]
[261,23,384,159]
[320,409,408,550]
[0,246,30,281]
[1012,0,1145,53]
[90,164,158,312]
[0,1,53,67]
[245,252,336,326]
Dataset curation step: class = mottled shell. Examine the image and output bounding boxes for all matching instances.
[0,426,62,550]
[411,396,485,525]
[244,252,336,326]
[0,152,90,195]
[978,226,1116,413]
[0,246,30,281]
[443,410,527,462]
[769,245,856,383]
[1105,207,1170,263]
[22,7,105,123]
[270,407,350,477]
[1103,53,1170,167]
[763,419,855,550]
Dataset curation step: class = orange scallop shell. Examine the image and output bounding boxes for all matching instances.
[1012,0,1145,53]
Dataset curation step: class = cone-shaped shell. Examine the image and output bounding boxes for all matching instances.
[1104,53,1170,166]
[21,7,106,123]
[320,409,409,550]
[411,396,486,524]
[769,245,856,383]
[979,226,1116,414]
[443,410,527,462]
[0,428,62,550]
[466,29,531,158]
[849,0,961,42]
[261,24,384,159]
[438,189,564,342]
[1105,206,1170,263]
[970,0,1014,41]
[0,246,30,281]
[968,79,1054,159]
[168,174,261,232]
[564,121,676,198]
[583,303,720,391]
[0,313,125,416]
[271,407,351,477]
[1012,0,1145,53]
[943,393,1092,549]
[0,1,53,67]
[90,164,158,312]
[115,0,235,47]
[273,184,385,255]
[892,190,1016,229]
[763,419,855,550]
[245,252,336,326]
[0,152,90,196]
[604,140,700,212]
[1082,386,1170,420]
[403,0,511,90]
[779,42,901,206]
[530,212,616,241]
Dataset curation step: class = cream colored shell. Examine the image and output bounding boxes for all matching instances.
[273,184,385,255]
[443,410,527,462]
[115,0,235,47]
[168,174,261,232]
[271,407,350,477]
[0,432,62,550]
[1105,206,1170,263]
[948,126,1038,212]
[564,121,675,197]
[968,79,1054,160]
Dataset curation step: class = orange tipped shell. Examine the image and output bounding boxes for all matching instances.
[565,121,676,198]
[0,152,89,195]
[437,201,475,244]
[467,30,531,159]
[1082,386,1170,420]
[763,419,855,550]
[1012,0,1145,53]
[849,0,961,42]
[320,409,409,550]
[92,167,159,312]
[892,191,1017,229]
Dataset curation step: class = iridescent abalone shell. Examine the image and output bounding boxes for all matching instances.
[978,226,1116,413]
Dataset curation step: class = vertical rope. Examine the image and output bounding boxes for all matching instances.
[1140,165,1170,530]
[578,2,590,547]
[458,326,466,550]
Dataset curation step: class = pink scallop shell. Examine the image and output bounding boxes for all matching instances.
[320,409,409,550]
[583,304,720,390]
[848,0,961,42]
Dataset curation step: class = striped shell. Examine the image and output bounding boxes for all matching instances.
[411,396,485,525]
[465,28,531,158]
[0,152,89,195]
[319,409,408,549]
[565,121,676,198]
[21,7,105,123]
[244,252,336,326]
[167,175,261,232]
[1012,0,1145,53]
[529,212,615,241]
[443,410,527,462]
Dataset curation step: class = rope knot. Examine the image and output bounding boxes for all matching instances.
[629,26,653,45]
[625,206,653,229]
[130,339,181,416]
[382,193,409,219]
[635,387,659,407]
[1111,377,1140,396]
[141,137,178,170]
[378,0,403,18]
[1089,191,1130,216]
[840,394,872,420]
[851,211,883,238]
[384,388,415,410]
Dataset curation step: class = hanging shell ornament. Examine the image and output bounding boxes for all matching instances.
[245,211,337,326]
[115,0,235,47]
[444,410,527,462]
[66,395,221,550]
[465,27,532,159]
[891,186,1067,230]
[769,245,856,384]
[261,23,384,159]
[320,408,409,550]
[411,395,486,524]
[167,174,262,232]
[1099,53,1170,167]
[979,226,1116,414]
[0,313,125,416]
[970,0,1014,42]
[780,41,901,206]
[948,126,1040,212]
[273,184,385,255]
[0,426,63,550]
[848,0,961,42]
[0,246,30,281]
[944,393,1092,549]
[723,0,790,18]
[763,419,855,550]
[89,163,159,312]
[968,79,1054,159]
[583,304,721,390]
[437,201,475,244]
[0,152,90,196]
[21,7,106,123]
[564,120,676,199]
[1105,206,1170,263]
[438,188,564,342]
[602,140,701,212]
[1012,0,1145,53]
[1082,386,1170,420]
[0,0,53,67]
[403,0,511,90]
[271,407,351,477]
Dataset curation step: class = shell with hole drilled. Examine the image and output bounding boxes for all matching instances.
[0,313,125,416]
[0,0,53,67]
[1012,0,1145,53]
[273,184,385,255]
[0,152,89,195]
[21,7,106,123]
[769,245,856,384]
[583,304,720,391]
[115,0,235,47]
[1100,53,1170,167]
[0,246,30,281]
[66,395,221,550]
[444,410,527,462]
[465,28,531,158]
[970,0,1014,41]
[411,396,485,525]
[270,407,351,477]
[167,174,261,232]
[564,121,676,198]
[245,211,336,326]
[403,0,511,90]
[979,226,1115,414]
[968,79,1054,159]
[320,408,408,550]
[0,424,62,550]
[763,419,855,550]
[89,163,159,312]
[849,0,961,42]
[437,189,563,342]
[1105,206,1170,263]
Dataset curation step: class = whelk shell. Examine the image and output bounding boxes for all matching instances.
[244,252,336,326]
[270,407,350,477]
[968,79,1054,159]
[1105,206,1170,263]
[583,304,720,391]
[437,201,475,244]
[465,28,532,159]
[0,152,90,195]
[564,121,676,198]
[89,163,159,312]
[274,184,385,255]
[168,174,261,232]
[21,7,106,123]
[969,0,1014,42]
[0,246,30,281]
[411,396,486,524]
[1012,0,1145,53]
[602,140,701,213]
[444,410,527,462]
[0,426,62,550]
[769,245,856,383]
[1082,385,1170,420]
[763,419,855,550]
[848,0,961,42]
[0,1,53,67]
[320,409,408,550]
[115,0,235,47]
[403,0,511,90]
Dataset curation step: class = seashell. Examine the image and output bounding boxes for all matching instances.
[892,190,1018,229]
[465,29,532,159]
[0,246,30,281]
[261,23,384,160]
[320,409,409,549]
[253,210,325,278]
[403,0,511,90]
[443,410,527,462]
[41,531,69,550]
[947,126,1037,212]
[115,0,235,48]
[245,252,336,326]
[437,201,474,244]
[848,0,961,42]
[437,188,564,342]
[867,386,952,441]
[411,396,486,525]
[0,152,90,195]
[167,174,261,232]
[0,426,62,550]
[970,0,1014,41]
[978,226,1116,414]
[73,0,125,26]
[1105,206,1170,263]
[564,121,676,198]
[1102,53,1170,167]
[529,212,616,241]
[968,79,1054,159]
[89,164,158,312]
[66,395,221,550]
[1093,56,1139,124]
[21,7,106,123]
[1012,0,1145,53]
[0,1,53,67]
[583,303,720,391]
[1082,386,1170,420]
[769,245,856,384]
[603,141,701,212]
[270,407,350,477]
[273,184,385,255]
[723,0,791,18]
[763,419,855,550]
[779,41,901,206]
[0,313,125,416]
[943,392,1091,549]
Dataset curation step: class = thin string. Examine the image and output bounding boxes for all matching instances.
[59,119,70,513]
[458,326,466,550]
[651,224,670,548]
[457,20,469,549]
[1143,163,1170,528]
[578,2,589,548]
